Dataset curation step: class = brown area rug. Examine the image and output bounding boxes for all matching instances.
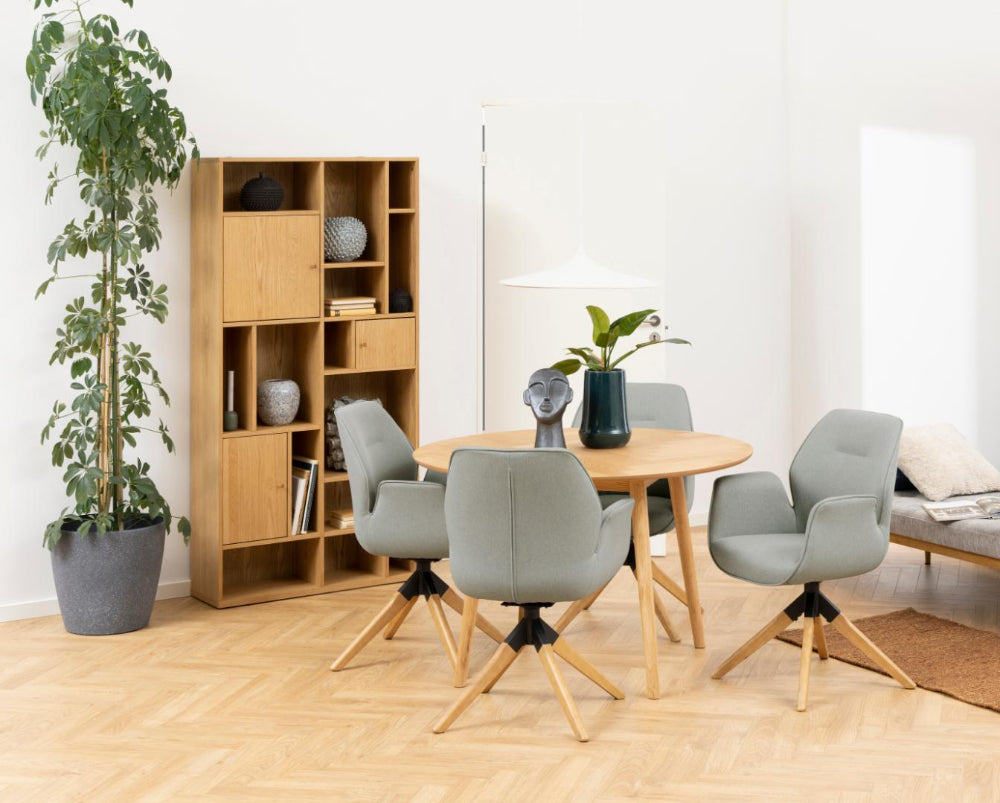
[777,607,1000,713]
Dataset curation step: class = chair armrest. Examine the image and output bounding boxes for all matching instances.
[787,494,887,584]
[369,480,446,539]
[709,471,796,541]
[591,498,634,588]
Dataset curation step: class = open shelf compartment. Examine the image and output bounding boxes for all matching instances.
[389,160,417,210]
[256,321,323,430]
[323,532,386,589]
[324,264,386,316]
[222,161,323,213]
[323,161,387,263]
[222,537,321,605]
[388,212,417,311]
[323,369,418,445]
[222,326,255,435]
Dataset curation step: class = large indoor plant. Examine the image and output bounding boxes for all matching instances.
[553,306,690,448]
[27,0,197,634]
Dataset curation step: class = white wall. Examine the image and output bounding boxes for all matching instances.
[0,0,791,618]
[788,0,1000,460]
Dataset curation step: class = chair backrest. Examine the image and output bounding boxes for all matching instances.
[335,401,417,529]
[572,382,694,502]
[444,448,603,602]
[789,409,902,533]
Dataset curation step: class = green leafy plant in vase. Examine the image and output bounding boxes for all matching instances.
[27,0,198,634]
[552,306,690,448]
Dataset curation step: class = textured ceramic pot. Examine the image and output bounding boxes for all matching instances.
[578,369,631,449]
[50,519,166,635]
[324,216,368,262]
[239,172,284,211]
[258,379,300,425]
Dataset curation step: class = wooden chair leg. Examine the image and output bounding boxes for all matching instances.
[813,617,829,660]
[426,594,459,672]
[712,610,794,680]
[652,588,682,643]
[829,613,916,690]
[331,593,410,671]
[551,637,624,699]
[581,582,608,611]
[441,587,504,643]
[796,617,815,712]
[651,561,689,608]
[554,597,592,633]
[538,644,589,742]
[454,596,478,688]
[434,642,521,734]
[382,596,418,640]
[483,645,528,693]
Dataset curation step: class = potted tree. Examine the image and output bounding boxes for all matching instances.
[27,0,197,634]
[552,306,690,448]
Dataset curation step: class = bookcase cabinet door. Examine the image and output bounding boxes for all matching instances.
[355,318,416,370]
[223,215,320,322]
[223,433,289,545]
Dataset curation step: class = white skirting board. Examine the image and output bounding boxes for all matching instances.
[0,579,191,624]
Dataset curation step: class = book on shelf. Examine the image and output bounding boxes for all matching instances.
[325,296,376,309]
[325,306,375,318]
[292,454,319,533]
[291,468,309,535]
[922,496,1000,522]
[327,507,355,529]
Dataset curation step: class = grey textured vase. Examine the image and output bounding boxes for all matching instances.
[258,378,300,425]
[50,519,165,635]
[324,216,368,262]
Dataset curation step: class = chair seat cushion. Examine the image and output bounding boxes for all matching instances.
[598,493,675,535]
[710,532,807,586]
[892,491,1000,560]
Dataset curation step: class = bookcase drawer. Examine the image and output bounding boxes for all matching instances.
[355,318,415,370]
[222,433,289,545]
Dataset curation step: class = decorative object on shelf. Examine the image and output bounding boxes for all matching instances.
[523,368,573,448]
[257,379,300,426]
[326,396,381,470]
[28,0,194,633]
[324,216,368,261]
[389,288,413,313]
[223,370,239,431]
[239,172,284,211]
[552,305,690,449]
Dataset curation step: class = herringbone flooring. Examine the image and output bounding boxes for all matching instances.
[1,533,999,802]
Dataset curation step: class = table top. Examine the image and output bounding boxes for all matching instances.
[413,428,753,482]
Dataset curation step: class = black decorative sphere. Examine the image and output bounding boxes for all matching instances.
[240,172,284,211]
[389,288,413,313]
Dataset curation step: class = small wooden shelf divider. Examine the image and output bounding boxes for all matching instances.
[190,157,419,607]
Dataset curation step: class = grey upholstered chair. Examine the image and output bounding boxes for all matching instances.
[433,448,633,742]
[329,402,502,676]
[561,383,695,640]
[708,409,916,711]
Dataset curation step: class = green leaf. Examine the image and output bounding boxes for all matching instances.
[551,358,583,376]
[586,305,610,347]
[609,309,656,338]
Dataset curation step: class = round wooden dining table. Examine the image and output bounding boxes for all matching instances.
[413,427,753,699]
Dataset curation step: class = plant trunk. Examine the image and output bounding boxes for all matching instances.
[96,252,111,514]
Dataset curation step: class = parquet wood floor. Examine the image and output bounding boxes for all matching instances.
[1,533,999,802]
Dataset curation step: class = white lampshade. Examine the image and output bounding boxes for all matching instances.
[499,246,658,290]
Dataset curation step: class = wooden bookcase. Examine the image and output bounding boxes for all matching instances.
[190,157,419,607]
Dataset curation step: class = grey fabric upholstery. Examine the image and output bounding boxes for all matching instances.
[445,448,633,603]
[335,401,449,560]
[709,409,902,586]
[892,491,1000,560]
[572,382,694,534]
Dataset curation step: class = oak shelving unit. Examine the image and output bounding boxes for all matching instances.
[190,157,419,607]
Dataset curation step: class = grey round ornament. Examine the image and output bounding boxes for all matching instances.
[257,379,300,426]
[324,216,368,262]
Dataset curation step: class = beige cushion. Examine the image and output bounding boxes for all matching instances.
[897,423,1000,502]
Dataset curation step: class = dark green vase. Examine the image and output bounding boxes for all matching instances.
[578,369,631,449]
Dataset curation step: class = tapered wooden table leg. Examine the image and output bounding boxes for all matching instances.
[630,480,660,699]
[454,596,478,687]
[667,476,706,649]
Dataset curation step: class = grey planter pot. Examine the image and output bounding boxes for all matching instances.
[50,519,166,635]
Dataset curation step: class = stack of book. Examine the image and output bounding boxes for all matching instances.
[327,508,355,530]
[326,296,376,318]
[290,455,319,535]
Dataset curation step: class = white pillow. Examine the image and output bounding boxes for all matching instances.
[897,423,1000,502]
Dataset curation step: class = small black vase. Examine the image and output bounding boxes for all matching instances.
[389,288,413,313]
[240,172,284,212]
[578,369,631,449]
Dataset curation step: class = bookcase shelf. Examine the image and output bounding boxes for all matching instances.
[191,157,420,608]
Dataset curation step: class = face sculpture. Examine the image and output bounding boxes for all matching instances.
[523,368,573,447]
